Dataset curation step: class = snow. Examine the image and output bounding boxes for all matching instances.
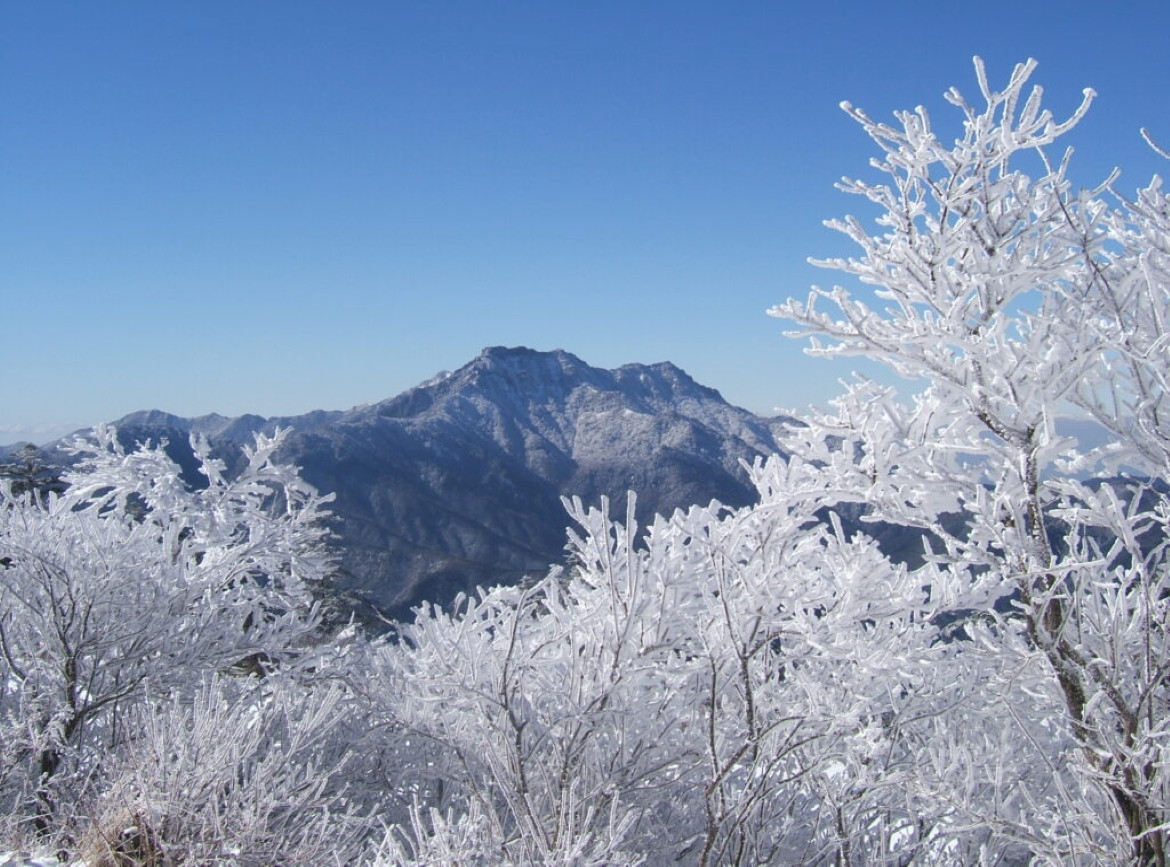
[0,852,64,867]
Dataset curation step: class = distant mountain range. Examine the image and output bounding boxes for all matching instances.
[19,348,798,620]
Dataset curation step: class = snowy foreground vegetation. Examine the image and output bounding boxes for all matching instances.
[4,58,1170,864]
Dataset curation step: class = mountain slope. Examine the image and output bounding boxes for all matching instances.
[78,347,796,618]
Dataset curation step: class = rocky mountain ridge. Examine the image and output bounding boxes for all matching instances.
[21,347,797,619]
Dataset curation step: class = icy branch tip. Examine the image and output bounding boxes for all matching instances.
[1141,128,1170,159]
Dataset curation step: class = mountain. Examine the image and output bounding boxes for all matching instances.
[32,348,797,620]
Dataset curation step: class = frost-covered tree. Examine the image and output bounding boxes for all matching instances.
[371,473,1032,864]
[0,426,337,844]
[769,57,1170,862]
[78,675,370,865]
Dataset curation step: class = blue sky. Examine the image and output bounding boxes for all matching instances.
[3,2,1168,443]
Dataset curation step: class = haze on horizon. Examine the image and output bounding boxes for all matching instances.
[3,1,1169,444]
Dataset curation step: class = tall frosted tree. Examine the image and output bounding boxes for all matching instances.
[770,57,1170,863]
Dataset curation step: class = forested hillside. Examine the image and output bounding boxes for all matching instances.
[81,347,797,620]
[2,58,1168,865]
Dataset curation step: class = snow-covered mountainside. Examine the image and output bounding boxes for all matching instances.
[55,347,797,618]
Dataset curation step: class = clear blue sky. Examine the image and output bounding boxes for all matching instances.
[3,1,1168,443]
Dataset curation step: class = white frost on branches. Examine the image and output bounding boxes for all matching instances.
[0,428,359,856]
[768,56,1170,864]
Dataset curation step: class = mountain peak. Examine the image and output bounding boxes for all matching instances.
[439,346,606,403]
[366,347,744,428]
[52,348,794,619]
[114,409,191,429]
[469,346,591,377]
[477,345,553,362]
